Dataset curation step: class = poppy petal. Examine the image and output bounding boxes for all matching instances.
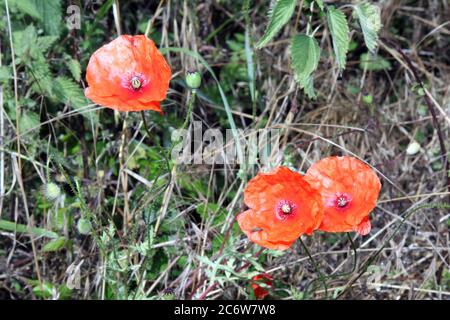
[238,167,324,250]
[85,35,171,112]
[305,156,381,234]
[355,217,371,236]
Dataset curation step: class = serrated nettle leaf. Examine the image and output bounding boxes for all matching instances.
[257,0,297,48]
[290,34,320,98]
[9,0,41,20]
[36,36,59,54]
[327,7,350,71]
[27,59,54,96]
[314,0,324,11]
[31,0,62,36]
[354,3,382,53]
[303,76,316,99]
[12,25,37,58]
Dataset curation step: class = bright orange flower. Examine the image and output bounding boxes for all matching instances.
[304,156,381,235]
[85,35,171,113]
[237,167,324,250]
[251,273,273,299]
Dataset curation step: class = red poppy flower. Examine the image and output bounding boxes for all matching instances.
[304,156,381,235]
[237,167,324,250]
[251,273,273,299]
[85,35,171,113]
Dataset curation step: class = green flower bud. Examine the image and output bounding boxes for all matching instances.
[44,182,61,201]
[186,70,201,89]
[77,218,92,235]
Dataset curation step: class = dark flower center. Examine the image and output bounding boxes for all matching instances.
[334,192,352,209]
[275,200,297,220]
[337,196,348,207]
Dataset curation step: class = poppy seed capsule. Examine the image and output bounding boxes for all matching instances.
[281,203,292,213]
[186,71,201,89]
[44,182,61,201]
[131,76,142,90]
[337,196,349,208]
[77,218,92,235]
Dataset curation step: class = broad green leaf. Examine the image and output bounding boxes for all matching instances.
[0,66,11,81]
[353,3,382,53]
[27,281,72,299]
[327,7,350,71]
[359,53,391,71]
[290,34,320,98]
[0,219,59,239]
[13,25,37,58]
[9,0,40,20]
[32,0,62,36]
[257,0,297,48]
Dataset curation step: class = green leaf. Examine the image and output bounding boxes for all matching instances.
[42,237,67,252]
[27,281,72,299]
[19,111,40,135]
[290,34,320,99]
[32,0,62,36]
[354,2,382,53]
[53,77,88,107]
[54,77,97,122]
[359,53,391,71]
[257,0,297,48]
[0,66,11,82]
[36,36,58,54]
[66,59,82,82]
[327,7,350,71]
[315,0,324,11]
[9,0,40,20]
[13,25,37,58]
[0,219,59,239]
[28,59,54,96]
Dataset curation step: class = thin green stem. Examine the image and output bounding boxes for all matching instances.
[181,90,196,134]
[303,233,359,298]
[306,1,314,36]
[140,111,156,140]
[299,237,328,299]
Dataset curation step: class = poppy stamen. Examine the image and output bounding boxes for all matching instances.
[334,192,352,209]
[131,76,142,90]
[276,200,297,220]
[281,204,291,213]
[337,196,348,207]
